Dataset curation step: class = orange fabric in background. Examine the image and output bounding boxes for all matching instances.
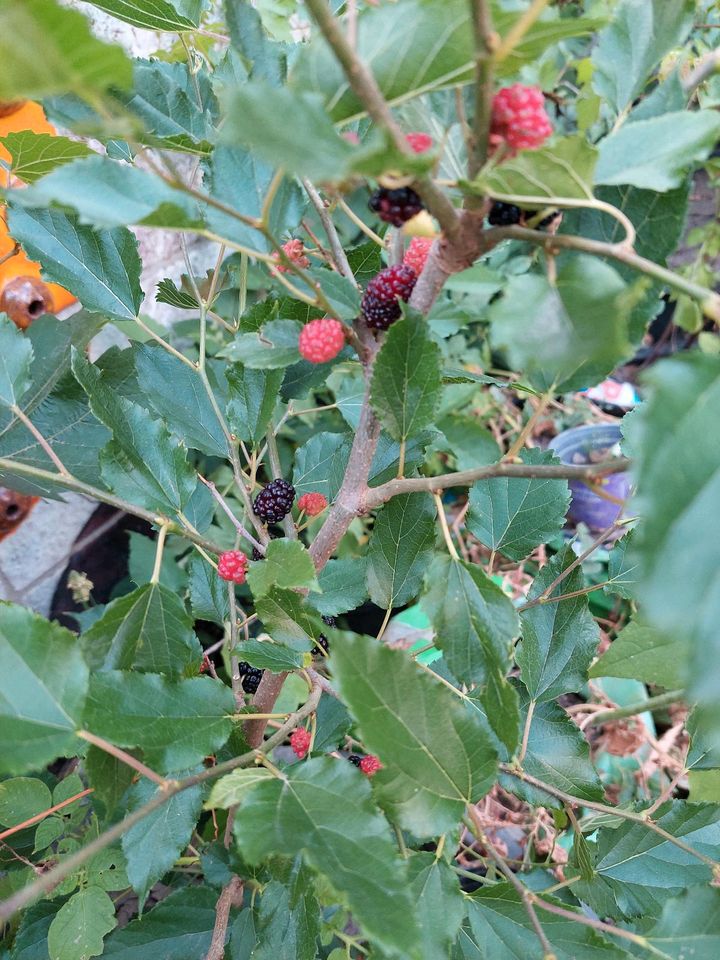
[0,101,76,313]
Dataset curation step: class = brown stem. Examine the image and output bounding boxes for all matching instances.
[77,731,166,787]
[10,405,70,476]
[468,0,496,178]
[302,179,355,282]
[585,690,685,727]
[205,876,244,960]
[245,670,290,748]
[0,789,94,842]
[198,476,264,554]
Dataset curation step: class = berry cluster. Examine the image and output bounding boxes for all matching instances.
[403,236,433,274]
[488,201,560,231]
[368,186,424,227]
[290,727,312,759]
[253,478,296,523]
[217,550,249,584]
[311,615,336,658]
[490,84,552,155]
[361,264,417,331]
[297,492,328,517]
[298,317,345,364]
[348,754,383,777]
[273,238,310,273]
[238,661,264,695]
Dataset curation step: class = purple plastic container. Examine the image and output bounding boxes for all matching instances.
[550,424,629,530]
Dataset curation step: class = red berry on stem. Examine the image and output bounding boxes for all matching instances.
[490,84,552,155]
[290,728,312,759]
[298,317,345,363]
[297,492,328,516]
[361,264,417,331]
[405,131,433,154]
[403,236,433,274]
[217,550,249,584]
[359,755,383,777]
[273,238,310,273]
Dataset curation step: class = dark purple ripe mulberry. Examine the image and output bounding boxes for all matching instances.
[348,754,363,766]
[238,661,263,695]
[488,201,522,226]
[369,187,424,227]
[253,479,295,524]
[310,616,336,658]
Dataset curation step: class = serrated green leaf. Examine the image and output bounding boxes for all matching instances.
[121,59,217,147]
[0,778,52,828]
[0,0,132,100]
[437,415,501,472]
[0,131,92,185]
[370,312,442,443]
[220,320,302,368]
[84,746,135,822]
[123,775,203,905]
[155,278,198,309]
[48,886,116,960]
[11,901,62,960]
[573,828,595,883]
[0,603,87,775]
[188,555,230,626]
[367,493,436,609]
[80,583,202,677]
[234,639,304,672]
[254,588,323,651]
[589,620,686,688]
[308,556,369,617]
[407,853,465,960]
[643,887,720,959]
[102,886,218,959]
[596,112,720,191]
[489,255,631,393]
[604,529,640,599]
[0,318,33,408]
[206,768,274,810]
[234,757,421,958]
[475,135,597,202]
[308,269,361,321]
[225,365,283,444]
[7,205,143,322]
[467,449,570,561]
[84,0,207,30]
[254,870,319,960]
[82,672,235,772]
[247,540,319,598]
[292,432,352,501]
[331,634,497,835]
[517,547,599,703]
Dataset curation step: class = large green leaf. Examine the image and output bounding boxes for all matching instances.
[80,583,202,678]
[407,854,465,960]
[224,0,286,86]
[0,604,87,775]
[626,354,720,745]
[0,0,132,100]
[233,639,304,672]
[234,757,420,958]
[7,205,143,322]
[589,619,686,688]
[462,884,628,960]
[82,672,235,772]
[592,0,695,113]
[366,493,436,609]
[86,0,208,32]
[254,864,320,960]
[331,634,497,835]
[123,776,203,904]
[247,541,319,598]
[47,886,117,960]
[642,888,720,960]
[0,318,33,409]
[102,886,218,959]
[489,255,631,392]
[0,131,92,185]
[467,449,570,562]
[225,364,283,445]
[596,112,720,191]
[517,547,599,703]
[253,589,323,651]
[0,778,52,827]
[8,902,60,960]
[476,135,597,202]
[309,556,369,617]
[370,312,442,443]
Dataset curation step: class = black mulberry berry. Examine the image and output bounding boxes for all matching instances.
[253,479,296,523]
[369,187,424,227]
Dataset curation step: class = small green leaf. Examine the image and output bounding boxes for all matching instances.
[48,886,117,960]
[589,619,686,688]
[573,828,595,883]
[475,135,597,202]
[220,320,302,369]
[467,449,570,561]
[102,886,218,958]
[292,432,352,501]
[206,768,274,810]
[247,540,319,598]
[604,529,640,599]
[254,869,319,960]
[86,0,208,32]
[309,557,369,617]
[0,603,87,775]
[308,269,361,321]
[407,854,465,960]
[254,588,323,651]
[331,634,497,835]
[367,493,436,610]
[0,131,92,184]
[0,778,52,828]
[226,365,284,444]
[370,312,442,443]
[84,747,135,822]
[188,555,230,626]
[0,318,33,408]
[234,639,304,672]
[155,278,198,309]
[517,547,599,703]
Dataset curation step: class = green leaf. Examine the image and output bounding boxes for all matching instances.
[123,776,203,904]
[0,603,87,775]
[370,312,442,443]
[467,449,570,561]
[643,888,720,960]
[254,589,323,652]
[11,902,60,960]
[463,884,628,960]
[221,320,302,369]
[309,557,369,617]
[0,318,33,408]
[407,854,465,960]
[234,757,421,959]
[592,0,695,114]
[135,345,227,457]
[626,354,720,747]
[0,778,52,827]
[225,365,283,445]
[0,0,132,100]
[366,493,437,609]
[234,639,304,672]
[224,0,285,86]
[604,529,640,599]
[308,269,361,321]
[206,768,274,810]
[155,278,198,310]
[80,583,202,678]
[188,555,230,626]
[247,540,319,598]
[505,693,603,808]
[86,0,208,32]
[331,634,497,835]
[292,432,352,501]
[102,886,218,959]
[72,351,196,515]
[475,135,597,202]
[7,205,143,322]
[0,132,92,185]
[517,547,599,703]
[48,886,117,960]
[589,620,686,688]
[596,112,720,191]
[82,672,235,772]
[437,416,501,471]
[254,868,319,960]
[489,255,631,393]
[84,746,135,822]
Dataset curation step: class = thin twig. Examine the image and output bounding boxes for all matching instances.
[302,180,355,281]
[198,476,264,554]
[336,198,385,246]
[469,0,496,178]
[585,690,685,727]
[77,731,166,786]
[10,405,70,476]
[0,789,94,842]
[434,492,460,561]
[517,698,535,764]
[492,0,551,63]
